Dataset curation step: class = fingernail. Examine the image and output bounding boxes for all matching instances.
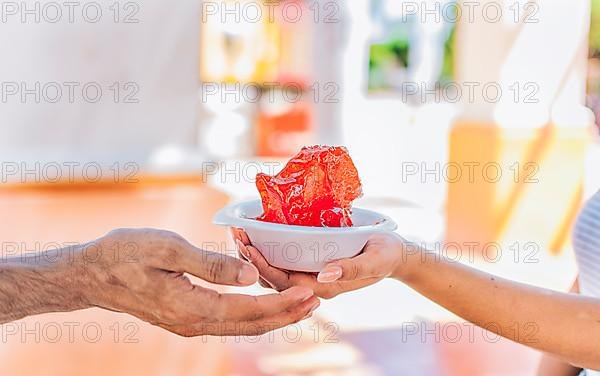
[317,265,342,283]
[236,239,250,259]
[302,301,320,320]
[237,263,258,285]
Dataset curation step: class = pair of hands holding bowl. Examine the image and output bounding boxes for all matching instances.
[230,227,411,299]
[216,199,410,300]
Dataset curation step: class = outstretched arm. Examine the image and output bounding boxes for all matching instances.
[237,229,600,369]
[0,248,87,323]
[0,228,319,336]
[536,279,583,376]
[391,241,598,370]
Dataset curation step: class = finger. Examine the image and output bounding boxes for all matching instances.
[210,285,317,322]
[236,239,251,262]
[242,242,293,291]
[318,252,377,282]
[240,244,275,289]
[258,276,274,289]
[243,242,346,298]
[178,243,259,286]
[189,295,320,336]
[228,297,320,336]
[229,227,251,245]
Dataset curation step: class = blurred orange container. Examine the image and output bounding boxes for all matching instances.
[255,96,313,157]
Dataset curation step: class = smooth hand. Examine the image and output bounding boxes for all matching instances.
[232,228,405,299]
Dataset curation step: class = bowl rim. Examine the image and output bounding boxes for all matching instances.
[213,199,398,234]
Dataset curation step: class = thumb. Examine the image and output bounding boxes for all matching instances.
[317,252,374,283]
[181,246,259,286]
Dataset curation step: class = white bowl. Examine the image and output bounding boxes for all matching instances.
[213,199,398,272]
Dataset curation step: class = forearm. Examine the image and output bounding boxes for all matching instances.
[536,279,583,376]
[0,245,89,324]
[393,247,600,369]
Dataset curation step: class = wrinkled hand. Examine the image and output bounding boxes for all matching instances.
[76,228,319,336]
[231,228,405,299]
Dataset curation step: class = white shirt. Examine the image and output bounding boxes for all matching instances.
[573,190,600,375]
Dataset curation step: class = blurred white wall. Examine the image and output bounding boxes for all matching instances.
[0,1,200,168]
[457,0,592,128]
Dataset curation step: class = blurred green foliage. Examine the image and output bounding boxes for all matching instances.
[369,39,410,69]
[440,26,456,83]
[368,38,409,90]
[367,27,455,90]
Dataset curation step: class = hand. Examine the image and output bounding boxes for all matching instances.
[75,228,319,336]
[231,228,405,299]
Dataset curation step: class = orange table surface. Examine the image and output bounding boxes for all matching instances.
[0,183,542,375]
[0,184,233,375]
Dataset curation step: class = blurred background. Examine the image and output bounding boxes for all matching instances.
[1,0,599,374]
